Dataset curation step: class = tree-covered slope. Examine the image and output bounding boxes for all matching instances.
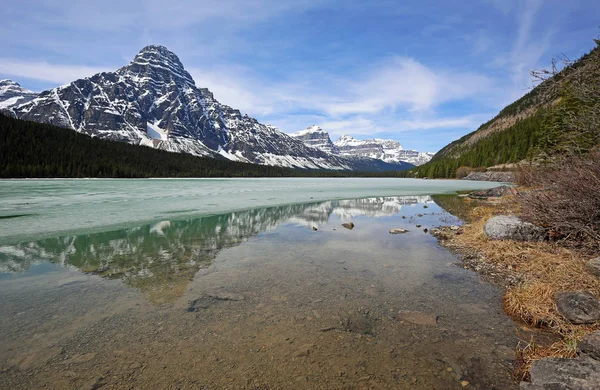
[407,40,600,178]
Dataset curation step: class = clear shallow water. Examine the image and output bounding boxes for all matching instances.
[0,178,502,245]
[0,190,519,389]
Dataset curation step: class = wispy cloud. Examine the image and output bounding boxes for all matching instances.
[0,59,109,86]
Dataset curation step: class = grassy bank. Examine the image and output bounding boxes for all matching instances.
[434,192,600,380]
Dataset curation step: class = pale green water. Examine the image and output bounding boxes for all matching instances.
[0,180,518,389]
[0,178,501,245]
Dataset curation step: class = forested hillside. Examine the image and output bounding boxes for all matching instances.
[407,40,600,178]
[0,114,310,178]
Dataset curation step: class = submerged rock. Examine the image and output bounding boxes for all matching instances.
[187,291,245,311]
[554,291,600,324]
[397,310,438,326]
[342,222,355,230]
[484,215,544,241]
[585,258,600,277]
[389,228,409,234]
[521,354,600,389]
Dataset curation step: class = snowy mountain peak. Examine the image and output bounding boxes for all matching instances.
[332,133,431,166]
[0,79,36,109]
[134,45,183,64]
[122,45,196,87]
[290,125,339,154]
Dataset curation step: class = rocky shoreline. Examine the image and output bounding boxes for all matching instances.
[432,188,600,389]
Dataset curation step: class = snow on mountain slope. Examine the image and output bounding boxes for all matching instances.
[3,46,411,172]
[289,125,339,154]
[334,134,433,166]
[0,80,36,109]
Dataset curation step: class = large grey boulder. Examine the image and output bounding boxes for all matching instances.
[555,291,600,325]
[520,354,600,390]
[484,216,545,241]
[580,331,600,361]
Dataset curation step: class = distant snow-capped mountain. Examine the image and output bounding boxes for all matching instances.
[290,126,433,166]
[289,125,339,154]
[0,80,36,109]
[1,46,412,172]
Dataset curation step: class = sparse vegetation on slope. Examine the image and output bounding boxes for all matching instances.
[407,39,600,179]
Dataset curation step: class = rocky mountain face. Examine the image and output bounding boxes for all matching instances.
[1,46,411,172]
[0,80,36,109]
[335,134,434,166]
[289,125,339,154]
[289,127,433,166]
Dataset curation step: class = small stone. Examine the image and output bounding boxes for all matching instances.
[555,291,600,324]
[585,258,600,277]
[450,225,460,231]
[342,222,355,230]
[423,205,429,208]
[402,216,406,219]
[417,214,424,217]
[293,344,314,358]
[446,367,453,372]
[389,228,409,234]
[461,380,469,387]
[423,228,428,233]
[80,377,104,390]
[416,224,422,228]
[312,226,318,231]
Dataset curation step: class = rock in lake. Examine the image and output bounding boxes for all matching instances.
[585,258,600,277]
[580,331,600,361]
[389,228,409,234]
[312,226,318,231]
[555,291,600,324]
[397,310,438,326]
[342,222,355,230]
[521,354,600,389]
[484,216,544,241]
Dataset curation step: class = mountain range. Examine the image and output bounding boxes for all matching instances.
[289,125,433,166]
[0,45,414,172]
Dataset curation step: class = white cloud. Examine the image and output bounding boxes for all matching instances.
[0,59,109,85]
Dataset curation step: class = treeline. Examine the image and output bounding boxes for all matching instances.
[0,114,405,178]
[406,112,544,178]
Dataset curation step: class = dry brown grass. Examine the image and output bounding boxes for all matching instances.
[443,194,600,376]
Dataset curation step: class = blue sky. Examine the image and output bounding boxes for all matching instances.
[0,0,597,152]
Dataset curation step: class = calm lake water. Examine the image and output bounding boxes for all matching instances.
[0,179,518,389]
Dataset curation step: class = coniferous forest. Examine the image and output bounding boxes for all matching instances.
[0,114,303,178]
[0,114,407,178]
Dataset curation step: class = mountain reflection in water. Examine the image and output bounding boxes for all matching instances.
[0,196,432,303]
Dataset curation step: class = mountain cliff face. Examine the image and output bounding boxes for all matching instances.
[334,134,433,166]
[289,125,339,154]
[290,127,432,166]
[1,46,411,172]
[0,80,36,109]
